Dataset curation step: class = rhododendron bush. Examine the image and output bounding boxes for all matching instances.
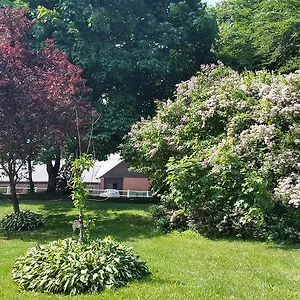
[124,64,300,241]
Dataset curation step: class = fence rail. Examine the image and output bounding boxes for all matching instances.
[0,186,152,198]
[89,189,152,198]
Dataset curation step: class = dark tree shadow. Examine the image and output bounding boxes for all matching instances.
[0,199,162,244]
[266,243,300,251]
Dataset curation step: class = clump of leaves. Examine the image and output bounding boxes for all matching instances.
[170,209,187,230]
[70,154,94,243]
[0,210,43,231]
[149,205,187,232]
[12,237,150,295]
[149,205,170,231]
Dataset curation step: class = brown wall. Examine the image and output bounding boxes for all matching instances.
[104,178,123,190]
[123,178,150,191]
[100,178,104,190]
[98,161,150,191]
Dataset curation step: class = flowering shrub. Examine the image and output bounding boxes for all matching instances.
[124,64,300,240]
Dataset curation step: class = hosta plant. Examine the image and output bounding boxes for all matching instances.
[12,237,150,295]
[0,210,43,231]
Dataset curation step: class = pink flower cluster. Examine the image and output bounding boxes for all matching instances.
[275,175,300,207]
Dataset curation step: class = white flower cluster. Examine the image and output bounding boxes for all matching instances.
[234,124,276,154]
[263,150,300,175]
[275,174,300,207]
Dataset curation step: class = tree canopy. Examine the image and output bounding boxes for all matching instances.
[0,6,91,211]
[214,0,300,72]
[11,0,218,158]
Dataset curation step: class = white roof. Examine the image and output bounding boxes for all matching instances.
[0,159,105,183]
[82,161,102,183]
[95,153,123,178]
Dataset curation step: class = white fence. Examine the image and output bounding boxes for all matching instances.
[0,186,48,194]
[1,186,152,198]
[89,189,152,198]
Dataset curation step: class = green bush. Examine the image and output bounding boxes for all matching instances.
[187,201,262,239]
[149,205,187,231]
[149,205,170,231]
[0,210,43,231]
[124,64,300,241]
[170,209,187,230]
[149,205,165,218]
[264,203,300,243]
[12,237,150,295]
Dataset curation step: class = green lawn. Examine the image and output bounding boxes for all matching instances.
[0,198,300,299]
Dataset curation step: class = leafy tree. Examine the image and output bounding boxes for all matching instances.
[0,6,91,212]
[124,63,300,239]
[214,0,300,72]
[70,154,94,243]
[12,0,218,158]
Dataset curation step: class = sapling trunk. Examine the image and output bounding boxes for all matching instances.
[5,161,20,213]
[78,209,86,243]
[70,154,93,243]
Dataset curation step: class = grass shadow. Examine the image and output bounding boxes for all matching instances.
[0,199,162,244]
[266,243,300,251]
[0,199,12,207]
[189,231,300,250]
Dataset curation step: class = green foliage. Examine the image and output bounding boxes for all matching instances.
[12,237,150,295]
[264,203,300,243]
[149,205,170,231]
[214,0,300,72]
[0,210,43,231]
[170,209,187,230]
[70,154,94,243]
[12,0,218,158]
[124,64,300,240]
[149,205,187,232]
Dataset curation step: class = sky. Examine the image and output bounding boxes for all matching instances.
[205,0,219,5]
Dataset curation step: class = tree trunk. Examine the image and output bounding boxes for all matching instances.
[46,148,61,193]
[9,176,20,213]
[27,158,35,193]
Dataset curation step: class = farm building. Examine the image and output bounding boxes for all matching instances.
[96,154,150,191]
[0,154,150,194]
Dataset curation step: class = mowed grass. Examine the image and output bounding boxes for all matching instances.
[0,197,300,299]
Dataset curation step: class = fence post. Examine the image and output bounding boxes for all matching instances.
[6,186,11,195]
[127,190,130,198]
[146,190,149,198]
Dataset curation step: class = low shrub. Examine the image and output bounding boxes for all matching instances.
[186,201,262,239]
[170,209,187,230]
[264,203,300,243]
[149,205,165,219]
[149,205,170,231]
[149,205,187,232]
[12,237,150,295]
[0,210,43,231]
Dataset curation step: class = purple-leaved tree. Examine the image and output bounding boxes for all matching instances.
[0,6,91,212]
